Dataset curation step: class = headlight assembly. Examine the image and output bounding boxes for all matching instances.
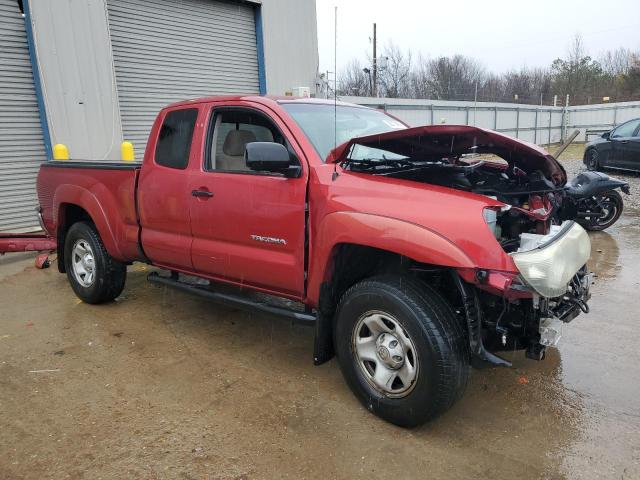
[510,222,591,298]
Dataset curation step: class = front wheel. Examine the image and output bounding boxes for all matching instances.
[334,275,469,428]
[583,190,624,231]
[585,149,599,171]
[64,221,126,304]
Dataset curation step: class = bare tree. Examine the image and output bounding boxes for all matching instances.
[501,67,551,103]
[336,32,640,104]
[337,59,371,96]
[410,54,432,99]
[378,42,412,98]
[422,55,485,100]
[551,34,604,102]
[599,48,635,76]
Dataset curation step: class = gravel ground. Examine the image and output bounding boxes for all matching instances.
[554,143,640,210]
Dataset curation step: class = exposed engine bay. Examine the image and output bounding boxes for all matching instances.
[336,125,568,252]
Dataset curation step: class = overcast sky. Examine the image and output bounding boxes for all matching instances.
[316,0,640,78]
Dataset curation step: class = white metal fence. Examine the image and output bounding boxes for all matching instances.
[342,96,640,145]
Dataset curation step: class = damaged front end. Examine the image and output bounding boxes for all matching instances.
[457,219,592,367]
[332,125,592,366]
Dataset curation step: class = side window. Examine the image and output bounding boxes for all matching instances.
[611,119,640,139]
[155,108,198,169]
[207,109,294,172]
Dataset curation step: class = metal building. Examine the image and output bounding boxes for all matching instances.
[0,0,319,232]
[0,0,48,231]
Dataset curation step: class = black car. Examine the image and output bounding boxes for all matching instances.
[584,118,640,172]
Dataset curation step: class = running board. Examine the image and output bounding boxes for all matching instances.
[147,272,316,325]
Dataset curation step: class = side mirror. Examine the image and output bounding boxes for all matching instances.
[602,131,611,139]
[245,142,300,177]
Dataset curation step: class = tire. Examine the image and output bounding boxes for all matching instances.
[584,190,624,231]
[333,275,469,428]
[585,149,599,171]
[64,221,126,304]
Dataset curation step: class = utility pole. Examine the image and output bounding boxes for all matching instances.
[372,23,377,98]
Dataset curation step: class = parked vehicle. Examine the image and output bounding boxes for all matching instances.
[559,171,630,231]
[3,97,593,427]
[584,118,640,172]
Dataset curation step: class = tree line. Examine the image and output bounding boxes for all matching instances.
[337,35,640,105]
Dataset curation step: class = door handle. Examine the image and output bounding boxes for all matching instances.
[191,189,214,198]
[621,140,629,144]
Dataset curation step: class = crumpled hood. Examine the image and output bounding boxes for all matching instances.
[327,125,567,186]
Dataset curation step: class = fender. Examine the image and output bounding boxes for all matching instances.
[306,211,475,306]
[567,171,630,198]
[53,183,136,262]
[593,176,629,192]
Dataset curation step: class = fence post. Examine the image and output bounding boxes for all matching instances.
[561,94,570,142]
[430,104,434,125]
[534,108,538,144]
[494,107,498,130]
[465,106,470,125]
[613,104,618,127]
[548,110,552,145]
[515,108,520,138]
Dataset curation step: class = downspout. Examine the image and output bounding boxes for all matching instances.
[254,4,267,95]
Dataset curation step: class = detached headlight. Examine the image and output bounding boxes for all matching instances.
[510,222,591,298]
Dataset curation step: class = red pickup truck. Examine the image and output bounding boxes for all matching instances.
[27,96,592,427]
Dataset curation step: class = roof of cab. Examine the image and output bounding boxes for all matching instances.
[163,95,369,110]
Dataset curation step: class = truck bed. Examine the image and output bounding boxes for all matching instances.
[37,161,142,262]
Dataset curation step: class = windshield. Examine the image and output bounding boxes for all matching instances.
[281,103,406,160]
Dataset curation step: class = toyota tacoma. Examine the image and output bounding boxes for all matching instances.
[17,96,592,427]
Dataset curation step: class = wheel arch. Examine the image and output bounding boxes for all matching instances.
[308,212,474,308]
[54,185,126,271]
[309,212,475,365]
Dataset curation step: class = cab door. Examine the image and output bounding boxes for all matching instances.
[138,107,203,270]
[620,121,640,170]
[608,119,640,169]
[188,103,308,298]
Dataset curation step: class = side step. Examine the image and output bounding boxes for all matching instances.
[147,271,316,325]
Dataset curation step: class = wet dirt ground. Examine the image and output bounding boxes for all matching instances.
[1,215,639,479]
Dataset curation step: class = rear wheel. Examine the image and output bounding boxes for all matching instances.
[64,221,126,304]
[334,275,469,427]
[583,190,624,231]
[585,149,599,171]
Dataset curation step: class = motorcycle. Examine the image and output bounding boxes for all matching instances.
[560,171,630,231]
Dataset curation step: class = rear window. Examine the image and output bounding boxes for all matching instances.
[155,109,198,169]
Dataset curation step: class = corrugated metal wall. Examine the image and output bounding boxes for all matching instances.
[343,97,640,144]
[343,97,565,145]
[107,0,260,151]
[567,101,640,141]
[0,0,47,232]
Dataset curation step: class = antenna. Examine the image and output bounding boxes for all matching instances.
[332,5,339,181]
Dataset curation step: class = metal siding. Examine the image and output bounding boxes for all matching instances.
[106,0,260,149]
[0,0,47,232]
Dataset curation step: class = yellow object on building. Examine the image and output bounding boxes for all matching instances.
[121,141,135,161]
[53,144,69,160]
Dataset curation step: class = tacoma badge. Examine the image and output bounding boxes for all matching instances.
[250,234,287,246]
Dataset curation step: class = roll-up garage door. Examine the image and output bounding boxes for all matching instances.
[0,0,47,232]
[107,0,260,151]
